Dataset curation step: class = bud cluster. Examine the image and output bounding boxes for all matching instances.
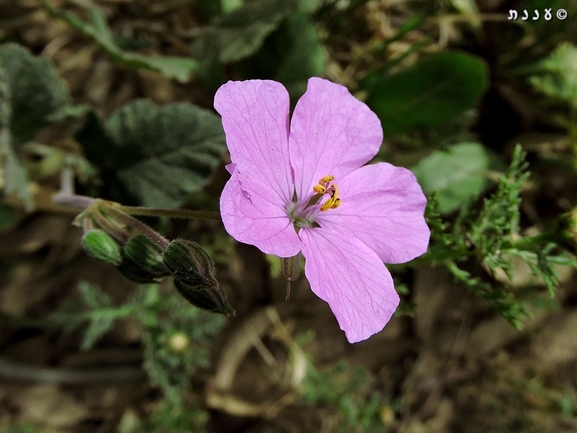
[77,200,234,315]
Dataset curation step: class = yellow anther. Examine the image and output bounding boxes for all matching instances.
[319,175,334,183]
[320,199,334,212]
[320,196,341,212]
[313,185,327,194]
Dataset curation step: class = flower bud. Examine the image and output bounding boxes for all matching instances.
[162,239,216,284]
[116,259,162,284]
[81,229,122,265]
[123,234,170,278]
[163,239,234,315]
[173,278,235,316]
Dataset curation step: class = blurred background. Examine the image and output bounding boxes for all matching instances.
[2,0,577,432]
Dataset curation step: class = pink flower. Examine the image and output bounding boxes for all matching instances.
[215,78,430,343]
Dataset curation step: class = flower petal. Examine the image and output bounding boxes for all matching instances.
[300,227,399,343]
[221,166,303,257]
[215,80,293,206]
[316,163,430,264]
[289,77,383,200]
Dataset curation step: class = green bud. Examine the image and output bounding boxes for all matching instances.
[123,234,170,278]
[116,259,162,284]
[162,239,216,284]
[162,239,234,315]
[81,229,122,265]
[173,278,234,316]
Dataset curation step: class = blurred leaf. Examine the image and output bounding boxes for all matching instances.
[412,142,490,214]
[221,0,244,13]
[0,53,33,210]
[197,0,244,20]
[76,101,226,208]
[0,43,85,145]
[0,204,16,231]
[530,42,577,109]
[246,12,324,99]
[41,2,197,82]
[194,0,296,65]
[366,52,487,136]
[450,0,479,15]
[272,14,325,98]
[295,0,323,13]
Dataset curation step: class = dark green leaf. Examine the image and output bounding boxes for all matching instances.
[272,13,325,98]
[0,56,33,210]
[76,101,226,208]
[41,2,197,82]
[194,0,295,65]
[0,43,85,145]
[0,204,16,232]
[411,142,490,214]
[366,52,488,136]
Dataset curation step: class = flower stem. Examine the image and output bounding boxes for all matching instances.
[118,206,222,222]
[102,205,170,249]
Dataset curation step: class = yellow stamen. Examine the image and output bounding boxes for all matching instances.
[313,185,326,194]
[320,199,334,212]
[313,175,341,212]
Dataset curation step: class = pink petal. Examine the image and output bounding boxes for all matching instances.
[215,80,294,206]
[316,163,430,264]
[299,227,399,343]
[220,166,303,257]
[289,77,383,200]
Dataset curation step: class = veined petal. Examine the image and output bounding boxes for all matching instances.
[215,80,293,206]
[316,163,430,264]
[300,228,399,343]
[220,166,302,257]
[289,77,383,200]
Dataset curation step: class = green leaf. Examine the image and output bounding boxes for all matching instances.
[243,12,325,99]
[366,52,488,136]
[530,42,577,108]
[194,0,295,65]
[0,54,33,210]
[295,0,323,13]
[411,142,490,214]
[41,2,197,82]
[272,14,325,98]
[76,101,226,208]
[0,43,85,145]
[0,204,16,232]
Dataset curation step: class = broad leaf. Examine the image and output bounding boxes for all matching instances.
[244,13,325,99]
[366,52,488,136]
[0,43,84,145]
[41,2,197,82]
[76,101,226,208]
[272,14,325,98]
[412,142,491,214]
[194,0,295,65]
